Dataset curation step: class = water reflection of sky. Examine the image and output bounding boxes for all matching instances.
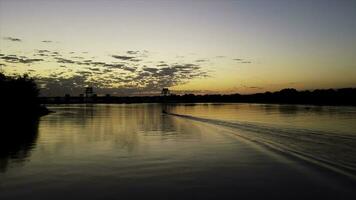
[170,103,356,134]
[1,104,356,199]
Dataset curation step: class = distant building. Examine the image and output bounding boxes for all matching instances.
[161,88,170,96]
[85,87,94,97]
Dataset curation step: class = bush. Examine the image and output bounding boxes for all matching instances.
[0,73,48,118]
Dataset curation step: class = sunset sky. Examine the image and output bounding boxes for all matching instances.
[0,0,356,96]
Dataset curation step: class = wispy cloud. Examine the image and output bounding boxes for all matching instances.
[0,55,43,64]
[55,57,76,64]
[195,59,208,62]
[126,51,139,55]
[36,50,51,53]
[157,63,168,67]
[3,37,22,42]
[233,58,252,64]
[240,84,263,89]
[112,55,135,61]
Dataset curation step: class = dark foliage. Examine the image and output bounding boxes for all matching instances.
[0,72,49,119]
[41,87,356,106]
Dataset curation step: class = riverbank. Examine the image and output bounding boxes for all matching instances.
[39,88,356,106]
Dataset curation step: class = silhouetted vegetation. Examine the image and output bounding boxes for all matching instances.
[40,88,356,106]
[0,72,49,119]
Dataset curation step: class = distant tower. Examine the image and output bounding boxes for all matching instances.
[161,88,170,96]
[85,87,94,97]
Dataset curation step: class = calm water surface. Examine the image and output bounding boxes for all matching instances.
[1,103,355,199]
[169,103,356,176]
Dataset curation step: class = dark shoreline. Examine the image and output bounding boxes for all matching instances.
[41,100,356,107]
[40,87,356,106]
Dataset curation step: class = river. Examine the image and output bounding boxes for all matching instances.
[1,103,355,199]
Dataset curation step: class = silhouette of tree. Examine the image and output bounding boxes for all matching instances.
[0,72,48,119]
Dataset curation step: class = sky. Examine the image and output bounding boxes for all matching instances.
[0,0,356,96]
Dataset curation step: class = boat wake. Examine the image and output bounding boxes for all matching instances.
[166,112,356,181]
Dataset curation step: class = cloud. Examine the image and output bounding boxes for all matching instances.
[88,67,101,72]
[157,63,168,67]
[52,54,138,72]
[112,55,135,61]
[126,51,139,55]
[3,37,22,42]
[33,50,52,57]
[130,59,141,62]
[36,50,50,53]
[241,84,263,89]
[0,55,43,64]
[49,71,66,78]
[195,59,208,62]
[90,61,106,66]
[37,75,89,96]
[233,58,252,64]
[33,50,61,58]
[55,57,76,64]
[142,67,159,73]
[103,64,136,72]
[76,71,92,76]
[3,49,210,96]
[130,63,207,92]
[35,61,208,96]
[72,56,84,59]
[34,53,48,57]
[122,66,136,72]
[103,63,125,68]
